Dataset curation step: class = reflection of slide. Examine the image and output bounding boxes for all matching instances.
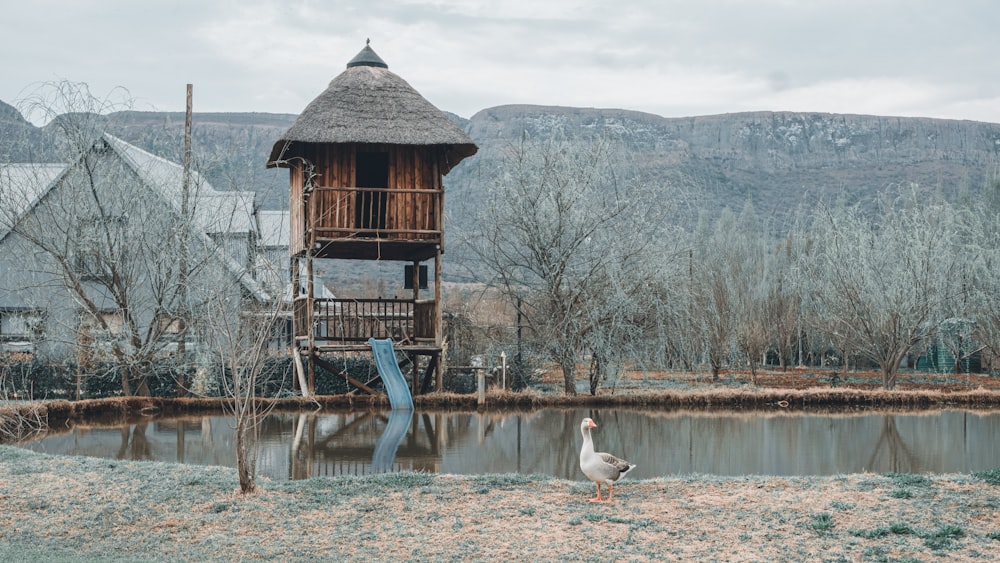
[372,409,412,472]
[368,338,414,410]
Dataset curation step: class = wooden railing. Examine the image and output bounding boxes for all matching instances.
[293,297,437,344]
[309,186,442,241]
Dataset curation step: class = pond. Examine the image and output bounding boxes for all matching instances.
[17,408,1000,481]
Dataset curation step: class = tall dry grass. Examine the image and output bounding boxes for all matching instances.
[0,401,47,443]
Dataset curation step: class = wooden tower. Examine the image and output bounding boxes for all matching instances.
[267,43,477,396]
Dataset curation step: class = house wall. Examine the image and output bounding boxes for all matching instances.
[0,227,112,358]
[0,210,255,362]
[0,142,275,364]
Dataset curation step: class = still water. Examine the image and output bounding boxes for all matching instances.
[19,408,1000,481]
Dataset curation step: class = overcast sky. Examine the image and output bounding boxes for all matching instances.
[2,0,998,124]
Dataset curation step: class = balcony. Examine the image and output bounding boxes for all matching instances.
[294,297,438,351]
[301,186,443,261]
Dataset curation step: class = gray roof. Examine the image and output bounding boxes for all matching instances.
[1,135,271,302]
[104,135,257,235]
[268,44,477,169]
[103,136,269,300]
[0,163,65,240]
[257,209,289,248]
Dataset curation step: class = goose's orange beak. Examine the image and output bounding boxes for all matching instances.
[588,420,597,428]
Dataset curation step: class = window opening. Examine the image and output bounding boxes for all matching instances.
[355,151,388,235]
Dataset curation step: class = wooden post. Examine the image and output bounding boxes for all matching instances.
[306,253,315,394]
[411,259,420,300]
[500,351,507,390]
[292,347,310,398]
[474,355,485,406]
[290,255,301,392]
[176,84,193,396]
[434,248,443,390]
[477,369,485,406]
[410,353,419,397]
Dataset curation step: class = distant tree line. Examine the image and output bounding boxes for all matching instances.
[461,134,1000,393]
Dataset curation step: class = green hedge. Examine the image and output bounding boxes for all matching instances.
[312,356,378,395]
[1,354,473,399]
[0,357,299,400]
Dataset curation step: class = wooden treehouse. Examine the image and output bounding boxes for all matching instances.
[267,42,477,397]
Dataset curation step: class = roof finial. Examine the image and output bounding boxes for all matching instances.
[347,40,388,69]
[366,37,370,46]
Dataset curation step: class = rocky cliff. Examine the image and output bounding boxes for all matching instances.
[456,105,1000,225]
[3,101,998,226]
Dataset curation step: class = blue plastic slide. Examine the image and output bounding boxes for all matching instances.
[368,338,414,410]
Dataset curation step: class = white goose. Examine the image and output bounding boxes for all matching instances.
[579,417,636,503]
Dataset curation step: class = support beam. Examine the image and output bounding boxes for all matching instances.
[312,355,378,396]
[420,354,438,394]
[434,249,443,389]
[306,255,315,394]
[410,353,419,396]
[292,347,310,398]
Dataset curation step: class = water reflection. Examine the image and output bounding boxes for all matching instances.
[372,410,413,472]
[18,409,1000,481]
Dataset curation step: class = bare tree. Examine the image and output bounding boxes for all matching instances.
[965,176,1000,373]
[767,237,806,370]
[728,203,774,384]
[467,134,667,395]
[973,266,1000,374]
[644,261,701,372]
[199,284,287,494]
[0,369,48,441]
[803,187,964,389]
[688,210,738,381]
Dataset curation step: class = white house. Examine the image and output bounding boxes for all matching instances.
[0,134,289,362]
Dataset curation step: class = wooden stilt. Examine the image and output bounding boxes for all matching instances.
[410,353,419,397]
[306,254,315,395]
[434,250,443,391]
[292,347,310,398]
[420,354,438,394]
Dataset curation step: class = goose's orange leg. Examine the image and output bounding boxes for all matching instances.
[590,483,604,502]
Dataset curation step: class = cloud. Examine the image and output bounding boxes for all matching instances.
[1,0,999,123]
[751,77,999,122]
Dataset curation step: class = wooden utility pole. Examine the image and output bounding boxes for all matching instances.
[177,84,193,394]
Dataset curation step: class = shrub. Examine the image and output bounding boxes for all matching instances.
[883,472,930,488]
[922,524,964,550]
[973,468,1000,485]
[0,356,301,400]
[811,512,834,532]
[312,356,374,395]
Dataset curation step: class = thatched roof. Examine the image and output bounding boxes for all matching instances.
[268,44,477,170]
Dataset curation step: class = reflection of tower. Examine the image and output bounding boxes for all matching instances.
[866,415,921,472]
[516,415,522,474]
[201,417,212,447]
[286,412,448,477]
[290,414,310,480]
[176,420,184,463]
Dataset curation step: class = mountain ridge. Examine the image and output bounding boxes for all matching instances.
[2,100,998,224]
[453,104,1000,227]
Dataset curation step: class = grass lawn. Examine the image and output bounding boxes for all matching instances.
[3,446,1000,561]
